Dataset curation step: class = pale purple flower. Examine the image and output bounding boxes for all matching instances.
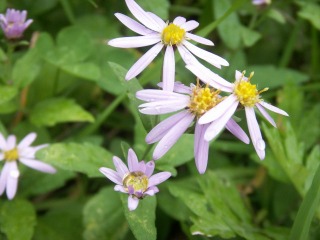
[188,67,289,160]
[136,82,249,174]
[99,148,171,211]
[0,9,33,39]
[252,0,271,6]
[108,0,228,91]
[0,132,56,200]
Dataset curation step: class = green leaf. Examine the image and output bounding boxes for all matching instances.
[241,26,261,47]
[61,62,101,81]
[36,142,114,177]
[0,86,18,104]
[136,0,169,19]
[29,97,94,127]
[297,2,320,30]
[83,187,128,240]
[0,199,36,240]
[267,9,286,24]
[120,194,157,240]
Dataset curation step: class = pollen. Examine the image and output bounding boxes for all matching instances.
[189,80,222,117]
[162,23,186,46]
[123,171,149,194]
[4,148,19,161]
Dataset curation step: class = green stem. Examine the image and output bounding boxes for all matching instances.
[4,42,16,84]
[59,0,76,24]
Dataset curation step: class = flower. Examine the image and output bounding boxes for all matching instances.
[0,132,56,199]
[136,81,249,174]
[252,0,271,6]
[108,0,228,91]
[0,9,33,40]
[99,148,171,211]
[188,66,289,160]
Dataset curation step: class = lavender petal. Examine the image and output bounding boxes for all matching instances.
[148,172,171,187]
[99,167,122,185]
[194,122,210,174]
[128,195,139,211]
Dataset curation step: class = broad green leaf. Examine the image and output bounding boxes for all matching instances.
[0,86,18,104]
[241,26,261,47]
[36,142,114,177]
[120,194,157,240]
[29,97,94,127]
[83,187,128,240]
[0,100,18,114]
[297,2,320,30]
[0,199,36,240]
[61,63,101,81]
[267,9,286,24]
[137,0,169,19]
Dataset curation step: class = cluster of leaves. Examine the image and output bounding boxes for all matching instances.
[0,0,319,240]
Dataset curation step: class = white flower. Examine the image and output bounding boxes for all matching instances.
[252,0,271,6]
[0,132,56,199]
[108,0,228,91]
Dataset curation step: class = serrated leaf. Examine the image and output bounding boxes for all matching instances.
[36,142,114,177]
[0,86,18,104]
[0,199,36,240]
[29,97,94,127]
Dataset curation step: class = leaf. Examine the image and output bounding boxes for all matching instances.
[0,199,36,240]
[241,26,261,47]
[61,62,101,81]
[0,86,18,104]
[120,194,157,240]
[297,2,320,30]
[83,187,128,240]
[36,142,114,177]
[136,0,170,19]
[267,9,286,24]
[29,97,94,127]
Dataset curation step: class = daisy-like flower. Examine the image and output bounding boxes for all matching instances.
[108,0,228,91]
[0,132,56,200]
[136,81,249,174]
[0,9,33,40]
[187,66,289,160]
[99,148,171,211]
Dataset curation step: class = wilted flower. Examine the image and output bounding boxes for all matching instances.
[0,133,56,200]
[136,81,249,174]
[0,9,33,40]
[108,0,228,91]
[99,148,171,211]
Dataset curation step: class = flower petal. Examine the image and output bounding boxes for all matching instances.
[145,161,155,177]
[181,20,199,31]
[128,195,139,211]
[138,99,189,115]
[153,112,195,160]
[136,89,188,102]
[19,158,56,174]
[148,172,171,187]
[113,156,129,178]
[158,81,192,94]
[225,118,250,144]
[194,122,210,174]
[18,132,37,149]
[146,110,190,144]
[6,161,19,200]
[259,101,289,116]
[199,94,238,124]
[0,133,7,150]
[0,162,10,196]
[115,13,155,35]
[99,167,122,185]
[177,44,202,66]
[127,148,139,172]
[162,45,175,91]
[256,103,276,128]
[114,185,127,193]
[186,32,214,46]
[147,12,166,28]
[173,16,186,26]
[6,135,16,150]
[144,186,159,196]
[245,107,265,160]
[108,35,160,48]
[125,42,163,80]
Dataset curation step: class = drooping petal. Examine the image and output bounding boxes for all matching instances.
[99,167,122,185]
[204,101,239,141]
[256,103,276,128]
[125,42,163,80]
[173,16,186,26]
[0,162,10,196]
[225,118,250,144]
[128,195,139,211]
[6,135,16,150]
[146,111,190,144]
[108,35,160,48]
[245,107,266,160]
[181,20,199,31]
[148,172,171,187]
[162,45,175,91]
[113,156,129,178]
[259,101,289,116]
[114,185,127,193]
[183,40,229,67]
[199,94,238,124]
[136,89,188,102]
[194,122,210,174]
[128,148,139,172]
[18,132,37,149]
[125,0,162,32]
[6,161,19,200]
[153,112,195,160]
[19,158,56,174]
[186,32,214,46]
[0,133,7,150]
[138,99,189,115]
[115,13,155,35]
[145,161,155,177]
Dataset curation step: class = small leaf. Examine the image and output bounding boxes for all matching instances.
[29,97,94,127]
[0,86,18,104]
[297,2,320,30]
[241,26,261,47]
[267,9,286,24]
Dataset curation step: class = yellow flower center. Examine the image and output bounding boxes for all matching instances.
[123,171,149,194]
[234,72,268,107]
[162,23,186,46]
[4,148,19,161]
[189,81,222,117]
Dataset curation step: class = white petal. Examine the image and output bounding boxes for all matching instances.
[128,148,139,172]
[225,118,250,144]
[245,107,265,160]
[235,70,243,80]
[19,158,56,174]
[153,112,195,160]
[0,133,7,150]
[162,46,175,91]
[147,12,166,29]
[32,144,49,153]
[186,32,214,46]
[114,185,127,193]
[6,161,19,200]
[181,20,199,31]
[136,89,188,102]
[139,99,189,115]
[125,42,163,80]
[99,167,122,185]
[0,162,10,196]
[115,13,155,35]
[177,44,201,66]
[146,110,190,144]
[194,122,210,174]
[18,132,37,149]
[6,135,16,150]
[204,101,239,141]
[113,156,129,178]
[256,103,276,128]
[183,40,229,68]
[108,35,160,48]
[157,81,192,94]
[259,101,289,116]
[173,16,186,26]
[125,0,162,32]
[199,94,238,124]
[128,195,139,211]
